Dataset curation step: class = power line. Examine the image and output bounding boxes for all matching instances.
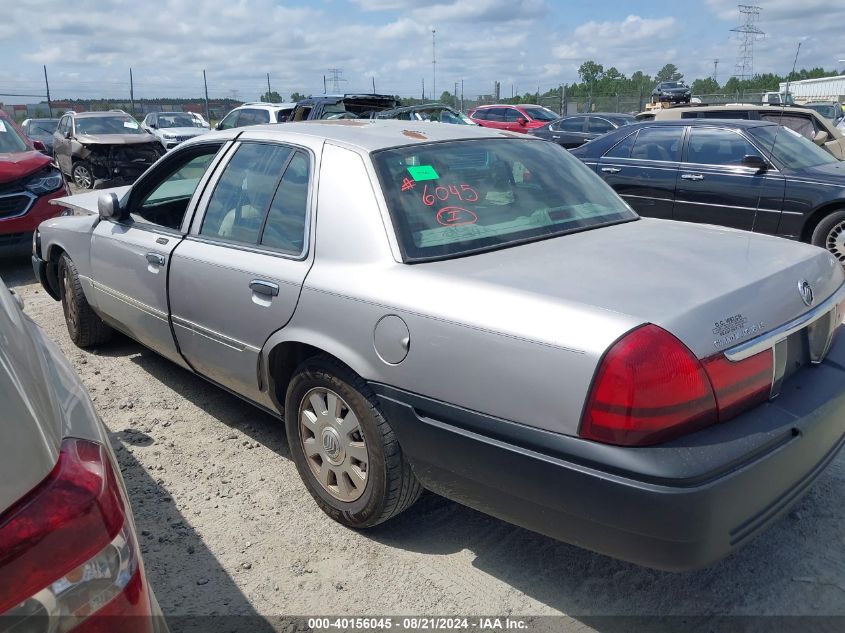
[731,4,764,80]
[326,68,346,93]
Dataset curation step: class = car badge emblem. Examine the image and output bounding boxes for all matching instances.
[798,279,814,307]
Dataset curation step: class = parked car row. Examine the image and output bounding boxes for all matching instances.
[27,120,845,574]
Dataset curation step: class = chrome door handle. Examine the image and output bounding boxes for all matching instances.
[249,280,279,297]
[145,253,165,266]
[601,167,621,174]
[681,173,704,181]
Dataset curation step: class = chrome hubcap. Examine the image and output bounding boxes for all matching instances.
[62,266,78,328]
[73,165,92,188]
[299,388,368,502]
[826,220,845,264]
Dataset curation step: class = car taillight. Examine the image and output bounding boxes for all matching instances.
[0,438,152,633]
[580,325,775,446]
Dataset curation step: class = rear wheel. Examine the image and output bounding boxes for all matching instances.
[811,209,845,263]
[58,253,112,348]
[71,161,94,189]
[284,355,422,528]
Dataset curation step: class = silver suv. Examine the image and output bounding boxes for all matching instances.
[215,102,297,130]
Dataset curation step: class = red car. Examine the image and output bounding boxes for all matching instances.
[467,104,559,133]
[0,110,69,255]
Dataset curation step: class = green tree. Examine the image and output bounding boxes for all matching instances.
[691,77,719,94]
[260,90,283,102]
[289,92,306,102]
[439,90,453,104]
[655,63,683,82]
[578,60,604,84]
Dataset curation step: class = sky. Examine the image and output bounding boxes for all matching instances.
[0,0,843,104]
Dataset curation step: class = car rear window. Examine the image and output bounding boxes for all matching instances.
[371,139,636,262]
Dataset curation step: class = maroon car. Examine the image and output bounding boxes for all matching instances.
[467,104,559,133]
[0,110,69,255]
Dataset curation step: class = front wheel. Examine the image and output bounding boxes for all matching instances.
[810,209,845,263]
[71,161,94,189]
[58,253,112,348]
[284,356,422,528]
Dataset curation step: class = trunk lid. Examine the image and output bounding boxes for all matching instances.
[419,218,844,359]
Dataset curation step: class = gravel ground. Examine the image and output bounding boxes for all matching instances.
[3,253,845,629]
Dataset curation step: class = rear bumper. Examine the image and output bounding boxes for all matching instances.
[373,336,845,571]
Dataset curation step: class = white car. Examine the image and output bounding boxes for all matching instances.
[141,111,208,150]
[215,102,297,130]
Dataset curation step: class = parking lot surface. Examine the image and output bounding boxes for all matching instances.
[4,255,845,625]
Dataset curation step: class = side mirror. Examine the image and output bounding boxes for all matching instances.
[32,140,47,152]
[517,117,528,126]
[813,130,829,145]
[148,122,157,129]
[97,192,122,221]
[741,154,768,170]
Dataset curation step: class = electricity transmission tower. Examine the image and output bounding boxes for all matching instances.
[327,68,346,93]
[731,5,764,80]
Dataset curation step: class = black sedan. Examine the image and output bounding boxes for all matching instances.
[529,113,635,149]
[651,81,691,104]
[570,119,845,261]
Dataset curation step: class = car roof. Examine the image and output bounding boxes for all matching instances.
[632,118,774,129]
[201,118,529,152]
[73,111,134,118]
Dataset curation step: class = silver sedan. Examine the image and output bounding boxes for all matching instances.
[32,120,845,571]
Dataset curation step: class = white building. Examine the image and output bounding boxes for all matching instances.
[778,75,845,102]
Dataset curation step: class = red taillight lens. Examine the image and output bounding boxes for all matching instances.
[702,349,773,421]
[0,438,152,632]
[580,325,776,446]
[580,325,718,446]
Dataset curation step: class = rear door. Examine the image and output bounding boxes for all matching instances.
[673,126,785,231]
[168,137,315,403]
[479,107,510,131]
[597,125,684,220]
[89,141,226,365]
[550,116,588,148]
[53,116,72,174]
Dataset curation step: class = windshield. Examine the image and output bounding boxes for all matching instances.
[75,115,144,135]
[28,119,59,137]
[805,104,839,120]
[523,107,558,122]
[661,82,682,89]
[372,139,636,261]
[157,113,199,128]
[0,118,28,153]
[748,124,837,171]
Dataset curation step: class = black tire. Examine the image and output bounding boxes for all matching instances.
[810,209,845,263]
[71,161,94,189]
[284,355,422,528]
[58,253,112,348]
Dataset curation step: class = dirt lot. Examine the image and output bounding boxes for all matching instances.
[3,254,845,629]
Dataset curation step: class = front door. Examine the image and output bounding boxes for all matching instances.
[89,142,225,365]
[597,125,684,220]
[673,126,785,231]
[169,140,314,403]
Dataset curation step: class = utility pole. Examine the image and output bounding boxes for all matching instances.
[372,76,376,93]
[713,59,720,83]
[202,70,210,124]
[559,84,564,115]
[454,81,458,108]
[129,68,135,115]
[323,75,327,93]
[731,5,764,80]
[431,29,436,102]
[327,68,346,93]
[43,65,52,117]
[422,77,425,101]
[266,73,272,101]
[460,78,464,112]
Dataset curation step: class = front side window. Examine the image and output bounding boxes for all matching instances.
[372,139,636,261]
[522,107,559,122]
[685,128,762,166]
[630,126,683,161]
[201,143,293,244]
[505,108,522,122]
[75,115,144,135]
[131,145,222,230]
[235,109,271,126]
[157,113,199,128]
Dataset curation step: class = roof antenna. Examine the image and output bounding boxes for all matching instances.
[752,41,801,232]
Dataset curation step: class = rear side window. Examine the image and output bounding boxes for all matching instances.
[696,110,750,120]
[260,151,310,255]
[470,110,487,120]
[685,128,761,166]
[201,143,293,244]
[630,127,683,161]
[604,131,638,159]
[557,117,585,132]
[237,109,271,126]
[485,108,508,122]
[758,114,816,140]
[588,118,614,133]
